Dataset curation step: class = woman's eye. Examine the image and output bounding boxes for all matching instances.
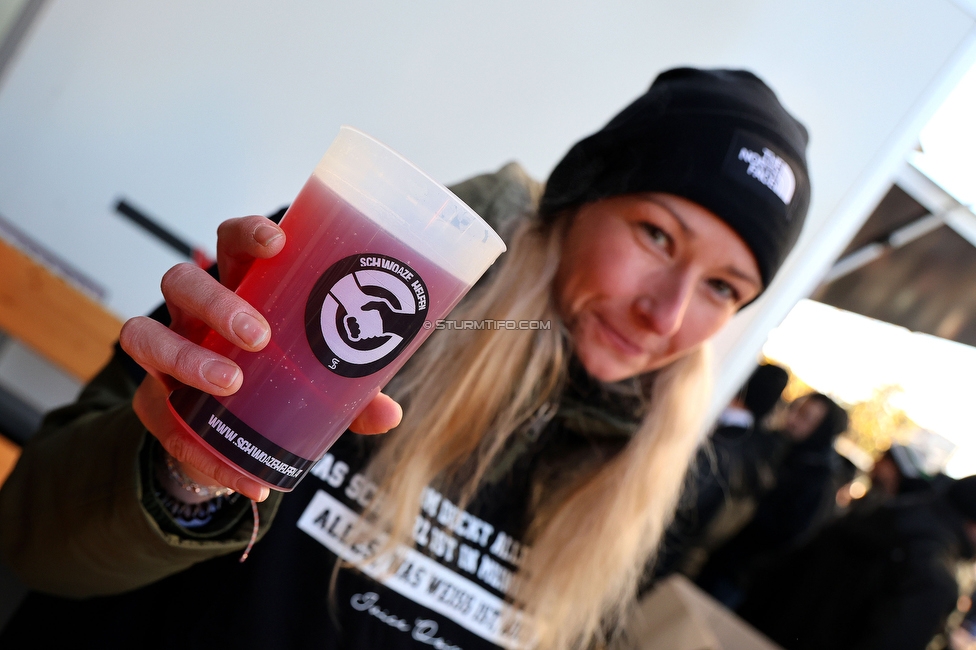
[641,223,672,251]
[707,279,740,302]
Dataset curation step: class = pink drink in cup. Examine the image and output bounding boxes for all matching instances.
[167,127,506,491]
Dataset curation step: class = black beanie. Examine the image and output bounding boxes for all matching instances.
[947,476,976,522]
[743,363,790,421]
[540,68,811,290]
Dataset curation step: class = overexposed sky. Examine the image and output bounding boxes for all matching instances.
[912,58,976,208]
[764,300,976,437]
[765,301,976,478]
[767,56,976,479]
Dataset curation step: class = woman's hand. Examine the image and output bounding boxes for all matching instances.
[120,216,403,501]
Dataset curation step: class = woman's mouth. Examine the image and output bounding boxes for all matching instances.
[593,313,643,357]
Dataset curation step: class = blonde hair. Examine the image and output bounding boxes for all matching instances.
[362,213,712,649]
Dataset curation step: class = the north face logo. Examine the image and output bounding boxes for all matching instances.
[737,146,796,205]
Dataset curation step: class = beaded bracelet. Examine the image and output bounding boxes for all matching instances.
[154,486,237,529]
[156,448,259,562]
[162,450,235,499]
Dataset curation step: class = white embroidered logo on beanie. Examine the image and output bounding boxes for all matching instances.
[737,146,796,205]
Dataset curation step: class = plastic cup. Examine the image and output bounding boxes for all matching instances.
[167,126,507,491]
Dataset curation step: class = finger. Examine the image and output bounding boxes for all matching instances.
[216,216,286,289]
[120,316,243,395]
[133,376,270,501]
[349,392,403,435]
[160,263,271,351]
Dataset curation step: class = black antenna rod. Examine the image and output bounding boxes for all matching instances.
[114,198,213,267]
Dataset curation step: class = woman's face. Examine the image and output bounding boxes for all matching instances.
[784,395,829,442]
[555,193,762,382]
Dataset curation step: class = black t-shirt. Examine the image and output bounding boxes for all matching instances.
[2,428,537,649]
[2,359,642,649]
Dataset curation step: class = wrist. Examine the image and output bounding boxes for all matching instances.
[155,448,235,504]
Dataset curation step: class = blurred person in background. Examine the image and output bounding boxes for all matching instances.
[650,362,790,582]
[871,443,951,498]
[872,445,929,497]
[693,391,849,608]
[840,444,952,517]
[737,474,976,650]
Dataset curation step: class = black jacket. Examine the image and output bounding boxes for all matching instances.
[737,493,969,650]
[651,418,788,581]
[692,425,845,607]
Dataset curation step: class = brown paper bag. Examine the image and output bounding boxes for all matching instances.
[612,575,783,650]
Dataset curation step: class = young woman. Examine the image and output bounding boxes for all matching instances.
[0,68,811,649]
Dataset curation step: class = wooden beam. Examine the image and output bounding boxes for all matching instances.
[0,434,20,489]
[0,238,123,382]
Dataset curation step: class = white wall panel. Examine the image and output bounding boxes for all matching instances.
[0,0,973,407]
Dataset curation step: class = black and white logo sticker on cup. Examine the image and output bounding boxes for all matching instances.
[305,254,429,378]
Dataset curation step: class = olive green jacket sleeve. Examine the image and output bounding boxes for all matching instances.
[0,352,284,598]
[448,161,542,245]
[0,161,540,599]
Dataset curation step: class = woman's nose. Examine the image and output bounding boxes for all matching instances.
[634,269,695,337]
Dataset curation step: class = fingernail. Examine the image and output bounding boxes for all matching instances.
[254,224,283,247]
[233,312,269,347]
[203,360,241,389]
[239,478,270,501]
